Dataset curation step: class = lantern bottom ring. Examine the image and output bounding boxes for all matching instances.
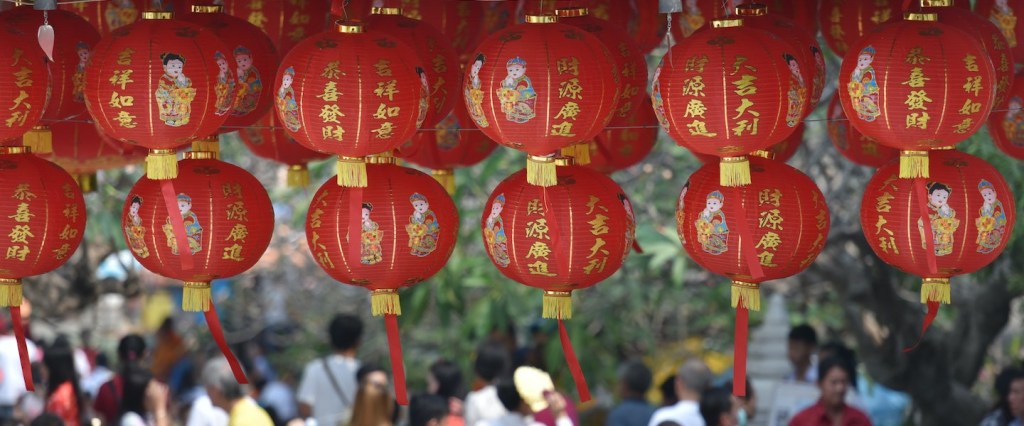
[0,278,22,308]
[543,291,573,320]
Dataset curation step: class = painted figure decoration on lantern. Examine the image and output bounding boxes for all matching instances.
[619,194,636,261]
[784,53,807,127]
[676,182,689,245]
[416,67,429,128]
[990,0,1017,47]
[163,193,203,256]
[695,191,729,255]
[73,42,90,103]
[124,195,150,258]
[361,203,384,265]
[679,0,705,37]
[848,46,881,122]
[407,193,440,257]
[105,0,138,30]
[652,65,668,130]
[233,46,262,116]
[214,51,236,116]
[156,52,196,127]
[466,54,489,128]
[484,194,511,267]
[918,181,959,256]
[811,46,826,106]
[976,179,1008,253]
[1003,96,1024,145]
[498,57,537,123]
[277,67,301,132]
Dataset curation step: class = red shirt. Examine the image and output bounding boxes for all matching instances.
[789,401,873,426]
[93,375,123,423]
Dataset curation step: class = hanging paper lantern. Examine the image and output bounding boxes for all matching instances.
[0,146,87,391]
[0,26,48,144]
[763,0,819,36]
[412,1,487,63]
[238,112,331,188]
[221,0,330,56]
[306,158,459,405]
[692,126,803,164]
[990,72,1024,160]
[1,8,101,154]
[653,18,805,186]
[976,0,1024,64]
[617,0,668,53]
[669,1,715,40]
[366,7,461,128]
[826,96,899,168]
[839,12,995,179]
[60,0,145,36]
[677,156,828,395]
[84,11,230,179]
[860,149,1014,343]
[44,121,139,192]
[930,7,1016,107]
[396,106,498,194]
[481,159,635,402]
[819,0,898,57]
[465,15,619,187]
[275,22,424,188]
[585,100,659,174]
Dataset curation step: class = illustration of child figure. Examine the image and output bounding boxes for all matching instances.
[652,64,669,130]
[105,0,138,31]
[155,52,196,127]
[484,194,511,267]
[917,181,960,256]
[678,0,704,38]
[406,193,440,257]
[162,193,203,255]
[416,67,429,128]
[1002,96,1024,146]
[276,67,302,132]
[361,202,383,265]
[124,195,149,258]
[465,54,489,128]
[975,179,1008,253]
[784,53,807,127]
[619,194,636,262]
[991,0,1017,48]
[811,46,826,102]
[233,46,262,116]
[496,56,537,123]
[676,182,689,245]
[694,191,729,255]
[847,46,881,122]
[213,51,236,116]
[72,42,90,103]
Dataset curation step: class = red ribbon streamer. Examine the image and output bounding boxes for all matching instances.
[733,305,748,397]
[726,185,764,280]
[11,307,33,392]
[348,188,363,268]
[541,187,568,278]
[903,300,941,352]
[632,240,644,254]
[205,304,248,384]
[159,180,194,271]
[558,320,591,402]
[913,179,939,275]
[385,315,408,406]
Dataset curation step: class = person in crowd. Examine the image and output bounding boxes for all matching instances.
[0,314,41,421]
[465,342,511,425]
[297,313,363,426]
[648,360,712,426]
[787,325,819,384]
[82,353,114,401]
[485,378,571,426]
[28,412,65,426]
[980,366,1024,426]
[95,335,149,423]
[409,394,449,426]
[43,336,85,425]
[699,387,738,426]
[607,360,656,426]
[788,356,871,426]
[429,359,464,426]
[253,369,298,424]
[659,375,678,408]
[348,363,396,426]
[151,318,187,383]
[118,364,170,426]
[203,358,274,426]
[722,379,755,426]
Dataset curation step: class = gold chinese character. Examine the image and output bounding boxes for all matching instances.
[905,112,930,129]
[8,91,30,110]
[226,201,248,221]
[556,57,580,76]
[62,204,79,221]
[115,111,138,128]
[878,235,899,254]
[222,184,242,198]
[730,56,756,75]
[869,7,891,24]
[374,80,399,101]
[732,98,760,119]
[12,184,35,201]
[963,54,979,72]
[58,224,78,240]
[309,208,325,228]
[585,196,608,215]
[109,70,134,90]
[373,103,401,119]
[554,102,581,120]
[527,261,557,276]
[525,218,550,240]
[732,75,758,96]
[583,257,607,274]
[287,27,306,42]
[587,238,609,258]
[550,121,576,137]
[7,203,32,223]
[558,78,583,100]
[682,76,706,97]
[905,47,929,65]
[321,61,342,79]
[588,214,610,236]
[684,55,709,73]
[525,241,552,260]
[687,121,718,137]
[8,224,34,244]
[116,48,135,65]
[222,244,244,261]
[732,118,759,136]
[317,82,340,102]
[904,90,932,110]
[371,122,396,139]
[816,210,828,231]
[432,54,448,74]
[322,125,346,141]
[289,11,311,25]
[757,209,783,230]
[526,199,545,216]
[952,118,974,134]
[52,243,70,260]
[683,99,708,119]
[374,59,392,77]
[874,215,890,235]
[108,92,135,108]
[900,67,929,88]
[316,250,335,268]
[5,245,28,261]
[247,11,268,28]
[319,104,345,123]
[226,223,249,242]
[959,99,981,115]
[758,189,781,207]
[755,232,782,251]
[963,76,982,96]
[875,192,894,213]
[757,250,778,267]
[4,111,27,128]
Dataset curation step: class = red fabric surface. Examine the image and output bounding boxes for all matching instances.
[587,99,659,174]
[975,0,1024,65]
[819,0,898,57]
[0,26,48,142]
[988,72,1024,160]
[221,0,330,57]
[826,96,898,168]
[932,7,1015,107]
[238,112,330,167]
[60,0,147,37]
[44,121,139,174]
[737,6,825,111]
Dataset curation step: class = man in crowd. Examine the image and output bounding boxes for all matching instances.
[699,387,738,426]
[607,360,656,426]
[788,357,872,426]
[648,360,712,426]
[203,358,274,426]
[465,342,511,425]
[297,314,363,426]
[409,394,450,426]
[787,325,819,384]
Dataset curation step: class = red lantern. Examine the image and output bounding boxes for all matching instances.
[677,156,828,396]
[585,100,660,174]
[415,1,487,63]
[976,0,1024,65]
[122,151,274,382]
[764,0,820,36]
[653,18,805,186]
[618,0,668,53]
[826,96,899,168]
[465,15,619,186]
[60,0,145,36]
[84,11,230,179]
[44,121,139,192]
[221,0,330,56]
[929,7,1016,107]
[819,0,898,57]
[0,26,48,144]
[990,72,1024,160]
[276,22,424,187]
[669,1,715,40]
[238,112,331,188]
[396,107,498,193]
[0,146,87,390]
[366,7,461,128]
[481,161,635,401]
[860,149,1014,342]
[839,13,996,179]
[306,159,459,405]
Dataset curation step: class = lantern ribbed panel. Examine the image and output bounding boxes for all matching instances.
[220,0,330,56]
[990,72,1024,160]
[46,121,135,174]
[60,0,144,36]
[976,0,1024,65]
[397,106,498,170]
[238,112,330,167]
[622,0,667,53]
[933,8,1015,107]
[826,96,899,168]
[0,27,48,142]
[586,99,659,174]
[819,0,898,57]
[738,8,826,112]
[693,124,804,164]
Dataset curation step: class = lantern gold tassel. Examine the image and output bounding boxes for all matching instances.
[74,173,97,193]
[0,279,23,308]
[920,277,951,304]
[371,289,402,316]
[287,165,310,188]
[146,149,178,180]
[23,126,52,154]
[560,142,591,165]
[731,281,761,311]
[542,291,573,320]
[182,281,212,312]
[432,169,456,195]
[899,150,929,179]
[191,137,221,159]
[337,157,368,187]
[720,156,751,187]
[527,155,557,187]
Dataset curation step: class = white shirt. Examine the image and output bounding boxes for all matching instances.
[260,380,297,421]
[0,335,39,406]
[484,413,572,426]
[465,384,508,426]
[648,400,705,426]
[296,354,359,426]
[186,393,229,426]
